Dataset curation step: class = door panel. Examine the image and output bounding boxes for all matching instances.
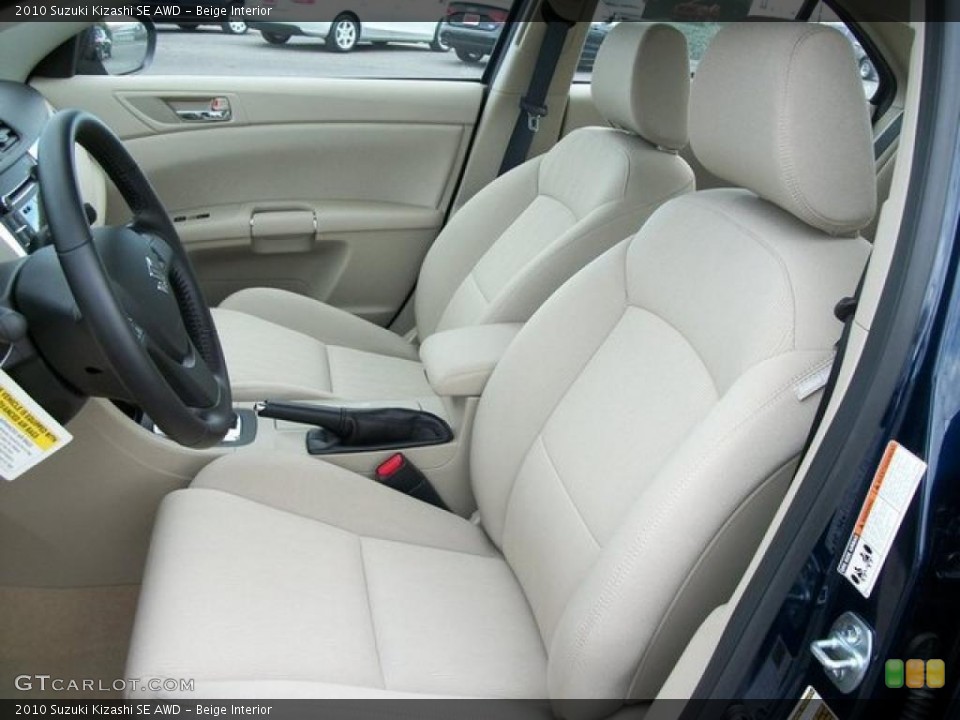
[363,22,437,42]
[32,76,483,325]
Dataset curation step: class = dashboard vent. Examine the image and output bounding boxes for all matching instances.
[0,122,18,153]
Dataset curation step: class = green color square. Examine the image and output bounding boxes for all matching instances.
[886,659,905,688]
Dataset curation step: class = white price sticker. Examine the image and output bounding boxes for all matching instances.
[0,369,72,481]
[838,441,927,598]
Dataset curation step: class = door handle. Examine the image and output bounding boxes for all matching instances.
[175,108,230,122]
[171,97,232,123]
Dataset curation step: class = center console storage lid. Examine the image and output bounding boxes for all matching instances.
[419,323,522,397]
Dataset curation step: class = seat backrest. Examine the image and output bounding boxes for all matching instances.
[470,22,875,707]
[415,23,694,341]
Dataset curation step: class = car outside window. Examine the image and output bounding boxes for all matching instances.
[806,2,881,100]
[574,0,727,82]
[576,0,881,101]
[574,18,722,82]
[133,1,507,79]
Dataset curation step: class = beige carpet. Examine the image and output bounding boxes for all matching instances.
[0,585,139,699]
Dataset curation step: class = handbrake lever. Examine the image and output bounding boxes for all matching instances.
[254,400,453,450]
[255,401,348,433]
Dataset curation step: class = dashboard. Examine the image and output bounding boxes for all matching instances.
[0,81,51,261]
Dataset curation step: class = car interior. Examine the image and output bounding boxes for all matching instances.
[0,0,926,713]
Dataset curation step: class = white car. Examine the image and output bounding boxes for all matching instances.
[248,2,449,53]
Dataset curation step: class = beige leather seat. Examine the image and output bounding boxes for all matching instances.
[126,24,875,706]
[213,22,695,401]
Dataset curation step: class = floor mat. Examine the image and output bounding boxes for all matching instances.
[0,585,139,699]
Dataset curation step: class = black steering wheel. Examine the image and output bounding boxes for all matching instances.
[36,110,232,447]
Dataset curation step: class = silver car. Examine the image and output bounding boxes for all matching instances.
[248,2,449,53]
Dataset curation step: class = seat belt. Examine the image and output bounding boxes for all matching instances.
[874,112,903,160]
[498,4,574,176]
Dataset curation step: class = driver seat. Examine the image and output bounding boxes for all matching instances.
[211,22,695,401]
[126,24,875,705]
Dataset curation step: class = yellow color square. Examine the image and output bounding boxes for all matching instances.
[906,659,925,688]
[926,659,945,689]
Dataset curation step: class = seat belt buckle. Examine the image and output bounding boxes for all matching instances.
[519,98,547,133]
[375,453,449,511]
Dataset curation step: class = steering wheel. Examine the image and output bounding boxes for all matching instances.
[37,110,232,448]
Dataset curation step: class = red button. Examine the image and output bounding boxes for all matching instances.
[376,453,405,480]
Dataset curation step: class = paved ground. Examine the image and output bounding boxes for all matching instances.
[146,25,489,79]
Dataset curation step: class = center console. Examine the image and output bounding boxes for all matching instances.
[5,323,524,585]
[135,322,525,516]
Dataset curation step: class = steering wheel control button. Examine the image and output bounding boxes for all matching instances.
[0,368,72,481]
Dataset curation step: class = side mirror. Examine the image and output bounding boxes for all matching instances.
[78,20,156,76]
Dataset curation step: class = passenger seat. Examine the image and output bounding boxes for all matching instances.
[212,23,696,401]
[126,22,875,704]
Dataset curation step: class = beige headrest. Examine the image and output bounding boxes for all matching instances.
[689,23,877,236]
[591,23,690,151]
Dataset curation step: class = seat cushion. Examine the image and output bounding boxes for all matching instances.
[126,454,547,699]
[221,287,418,361]
[213,306,433,402]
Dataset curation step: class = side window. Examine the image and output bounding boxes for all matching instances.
[123,1,514,80]
[806,3,881,100]
[575,1,725,82]
[576,1,883,101]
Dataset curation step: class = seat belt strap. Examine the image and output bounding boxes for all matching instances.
[874,112,903,160]
[498,4,573,176]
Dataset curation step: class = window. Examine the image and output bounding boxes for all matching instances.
[575,1,729,82]
[133,1,519,80]
[576,0,883,101]
[806,3,882,101]
[575,18,723,82]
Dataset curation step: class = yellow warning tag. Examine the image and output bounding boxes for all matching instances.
[0,369,72,481]
[788,687,840,720]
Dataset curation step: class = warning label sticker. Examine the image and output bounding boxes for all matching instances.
[838,440,927,598]
[0,369,72,481]
[788,687,839,720]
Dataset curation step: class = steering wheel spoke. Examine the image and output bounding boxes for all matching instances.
[147,340,221,409]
